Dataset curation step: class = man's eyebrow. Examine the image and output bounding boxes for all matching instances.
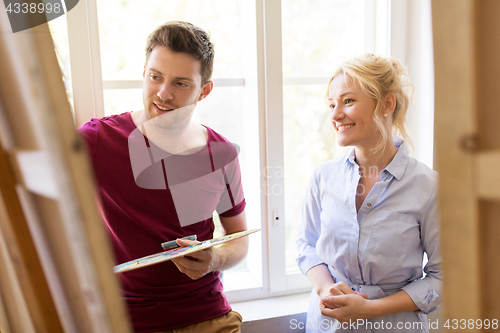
[146,68,195,82]
[328,91,355,101]
[148,67,163,75]
[175,77,195,82]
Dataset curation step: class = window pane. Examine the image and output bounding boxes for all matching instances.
[103,89,143,116]
[49,15,74,113]
[195,86,263,291]
[282,0,366,272]
[96,0,245,81]
[282,0,366,78]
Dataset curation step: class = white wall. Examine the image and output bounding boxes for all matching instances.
[392,0,435,169]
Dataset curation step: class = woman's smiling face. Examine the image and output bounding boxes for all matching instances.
[328,74,380,149]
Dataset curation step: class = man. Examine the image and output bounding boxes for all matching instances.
[78,21,247,333]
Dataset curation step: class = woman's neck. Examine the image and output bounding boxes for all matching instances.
[354,140,398,177]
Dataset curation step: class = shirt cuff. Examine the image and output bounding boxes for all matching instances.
[296,251,325,275]
[402,279,440,314]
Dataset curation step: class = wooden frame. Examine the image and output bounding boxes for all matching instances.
[0,5,132,333]
[433,0,500,328]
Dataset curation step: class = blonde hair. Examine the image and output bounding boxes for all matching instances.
[328,54,414,155]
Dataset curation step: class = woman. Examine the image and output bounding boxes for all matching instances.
[296,54,441,332]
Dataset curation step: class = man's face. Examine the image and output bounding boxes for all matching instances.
[142,45,212,129]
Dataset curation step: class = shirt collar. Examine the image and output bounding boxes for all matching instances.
[383,137,408,181]
[342,136,409,181]
[343,148,356,167]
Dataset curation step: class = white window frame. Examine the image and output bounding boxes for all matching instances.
[64,0,433,304]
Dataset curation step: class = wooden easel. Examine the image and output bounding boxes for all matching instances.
[0,7,132,333]
[433,0,500,326]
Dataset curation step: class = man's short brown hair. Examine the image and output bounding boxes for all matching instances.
[145,21,214,85]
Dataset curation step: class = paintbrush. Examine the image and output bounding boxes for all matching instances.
[161,235,197,250]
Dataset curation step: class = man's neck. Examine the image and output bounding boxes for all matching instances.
[130,110,208,155]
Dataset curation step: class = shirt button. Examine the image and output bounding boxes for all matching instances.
[367,203,372,207]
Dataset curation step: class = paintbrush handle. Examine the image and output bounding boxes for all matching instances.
[161,234,197,250]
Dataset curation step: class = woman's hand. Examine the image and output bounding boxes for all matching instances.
[320,281,368,299]
[307,265,368,315]
[321,288,420,323]
[318,281,369,322]
[320,293,371,323]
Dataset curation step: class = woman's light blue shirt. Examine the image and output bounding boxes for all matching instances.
[296,138,441,332]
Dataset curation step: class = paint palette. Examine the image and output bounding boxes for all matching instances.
[113,229,260,274]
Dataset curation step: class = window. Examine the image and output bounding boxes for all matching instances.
[281,0,367,278]
[48,15,73,111]
[50,0,434,303]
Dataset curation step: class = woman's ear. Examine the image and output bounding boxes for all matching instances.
[382,93,396,118]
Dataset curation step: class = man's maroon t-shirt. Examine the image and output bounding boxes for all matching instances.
[78,112,246,332]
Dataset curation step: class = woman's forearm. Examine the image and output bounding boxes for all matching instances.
[366,290,419,318]
[306,264,336,297]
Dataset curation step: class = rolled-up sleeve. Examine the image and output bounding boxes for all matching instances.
[296,169,325,274]
[402,188,442,313]
[77,118,99,161]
